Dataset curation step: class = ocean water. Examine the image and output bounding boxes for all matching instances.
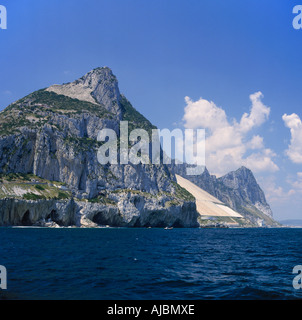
[0,227,301,300]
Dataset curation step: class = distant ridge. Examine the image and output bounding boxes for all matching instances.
[169,163,280,227]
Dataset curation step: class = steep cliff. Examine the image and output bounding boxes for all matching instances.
[0,68,198,227]
[0,67,278,228]
[169,164,279,227]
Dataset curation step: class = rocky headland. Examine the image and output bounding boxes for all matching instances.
[0,67,279,228]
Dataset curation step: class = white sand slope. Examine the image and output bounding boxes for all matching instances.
[175,174,242,218]
[46,83,98,105]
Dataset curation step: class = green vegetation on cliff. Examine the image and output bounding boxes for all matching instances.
[24,90,113,118]
[120,95,157,135]
[0,89,114,136]
[0,173,71,200]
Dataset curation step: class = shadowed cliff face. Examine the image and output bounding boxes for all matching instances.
[0,197,198,228]
[0,68,166,196]
[168,163,278,227]
[0,67,199,227]
[0,67,277,227]
[218,167,272,215]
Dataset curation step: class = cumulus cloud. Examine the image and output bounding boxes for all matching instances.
[248,135,264,150]
[183,96,228,131]
[182,92,278,176]
[239,92,270,133]
[286,172,302,194]
[282,113,302,164]
[243,149,279,173]
[257,175,295,204]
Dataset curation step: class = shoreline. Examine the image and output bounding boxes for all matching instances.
[0,225,294,229]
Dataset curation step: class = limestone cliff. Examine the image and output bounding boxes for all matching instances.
[0,67,278,228]
[169,164,279,227]
[0,67,198,227]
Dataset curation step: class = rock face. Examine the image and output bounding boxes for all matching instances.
[0,198,76,227]
[169,164,278,227]
[47,67,122,118]
[0,67,199,227]
[218,167,273,217]
[0,196,197,228]
[0,67,277,227]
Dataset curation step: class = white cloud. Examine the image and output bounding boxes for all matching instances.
[238,92,270,133]
[257,175,295,204]
[183,96,228,131]
[182,92,278,176]
[243,149,279,173]
[286,172,302,194]
[248,135,264,150]
[256,171,302,220]
[282,113,302,164]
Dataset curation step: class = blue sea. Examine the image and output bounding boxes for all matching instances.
[0,227,301,300]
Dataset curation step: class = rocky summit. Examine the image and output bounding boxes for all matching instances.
[0,67,197,228]
[0,67,279,227]
[169,164,279,227]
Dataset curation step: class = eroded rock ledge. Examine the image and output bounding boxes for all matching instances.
[0,196,198,228]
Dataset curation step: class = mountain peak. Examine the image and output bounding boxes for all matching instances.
[220,166,257,189]
[79,67,116,90]
[46,67,122,117]
[201,166,210,177]
[236,166,252,173]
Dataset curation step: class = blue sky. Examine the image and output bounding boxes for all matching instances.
[0,0,302,220]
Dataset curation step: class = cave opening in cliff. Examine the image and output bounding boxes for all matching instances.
[48,209,64,226]
[21,210,32,226]
[92,211,110,226]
